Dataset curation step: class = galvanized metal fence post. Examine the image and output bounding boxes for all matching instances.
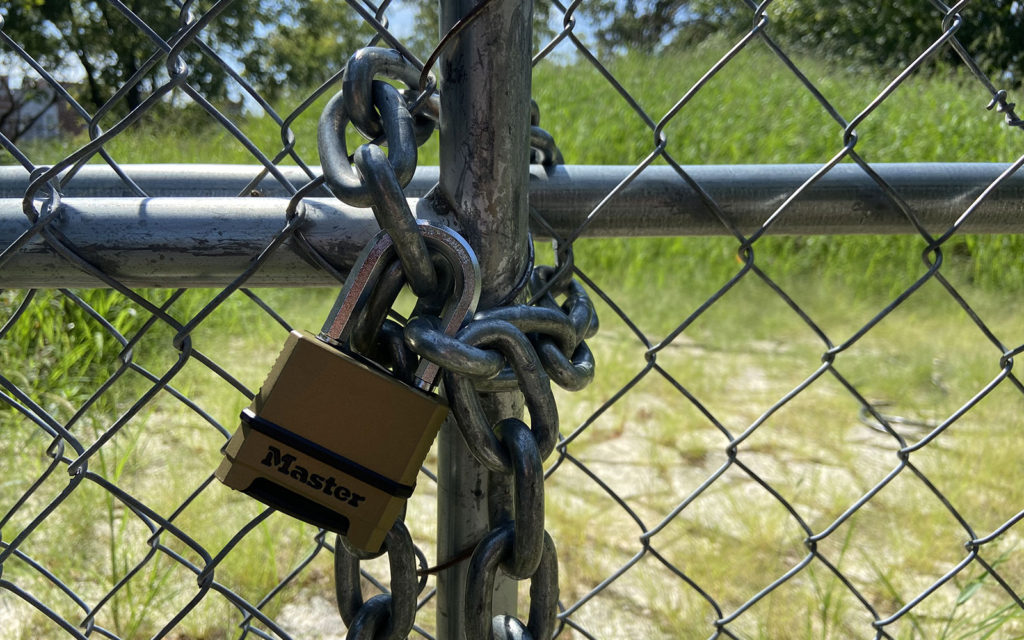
[434,0,534,635]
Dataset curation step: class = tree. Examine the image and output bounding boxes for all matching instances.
[405,0,559,62]
[3,1,263,113]
[584,0,1024,83]
[238,0,374,98]
[740,0,1024,81]
[0,75,59,143]
[584,0,691,53]
[0,0,374,120]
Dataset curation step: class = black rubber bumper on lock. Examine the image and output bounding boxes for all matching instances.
[240,409,416,499]
[244,477,354,536]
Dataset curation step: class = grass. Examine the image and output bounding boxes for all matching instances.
[3,37,1024,639]
[545,277,1024,638]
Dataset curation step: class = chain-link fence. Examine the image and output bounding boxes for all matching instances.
[2,1,1024,638]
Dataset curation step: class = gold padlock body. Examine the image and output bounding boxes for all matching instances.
[216,329,448,552]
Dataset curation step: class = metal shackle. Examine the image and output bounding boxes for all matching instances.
[319,221,481,392]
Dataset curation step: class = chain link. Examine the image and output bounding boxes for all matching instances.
[335,520,419,640]
[464,528,560,640]
[342,48,432,142]
[488,419,545,580]
[446,319,561,466]
[475,268,598,393]
[530,98,565,166]
[405,91,587,634]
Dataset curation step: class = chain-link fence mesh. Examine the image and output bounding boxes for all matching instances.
[2,1,1023,638]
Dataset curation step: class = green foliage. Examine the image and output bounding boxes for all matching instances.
[584,0,1024,84]
[1,1,272,112]
[0,289,166,419]
[748,0,1024,82]
[403,0,559,60]
[239,0,374,98]
[534,42,1020,165]
[0,0,373,139]
[584,0,690,53]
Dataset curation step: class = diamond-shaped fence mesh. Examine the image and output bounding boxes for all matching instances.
[2,1,1023,638]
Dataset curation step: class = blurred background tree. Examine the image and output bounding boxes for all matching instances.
[2,0,1020,144]
[404,0,558,60]
[584,0,1024,83]
[0,0,371,121]
[238,0,373,98]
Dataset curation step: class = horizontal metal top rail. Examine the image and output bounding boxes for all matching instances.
[1,163,1021,287]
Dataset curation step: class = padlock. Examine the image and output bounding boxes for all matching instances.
[215,222,480,552]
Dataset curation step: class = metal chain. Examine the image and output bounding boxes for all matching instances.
[530,99,564,167]
[319,45,582,640]
[405,256,597,638]
[400,137,595,637]
[317,47,439,299]
[318,47,439,640]
[335,520,419,640]
[403,91,585,635]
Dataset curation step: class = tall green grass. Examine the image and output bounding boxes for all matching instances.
[3,40,1024,639]
[529,40,1024,301]
[535,40,1020,165]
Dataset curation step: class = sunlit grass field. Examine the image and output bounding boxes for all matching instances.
[3,40,1024,638]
